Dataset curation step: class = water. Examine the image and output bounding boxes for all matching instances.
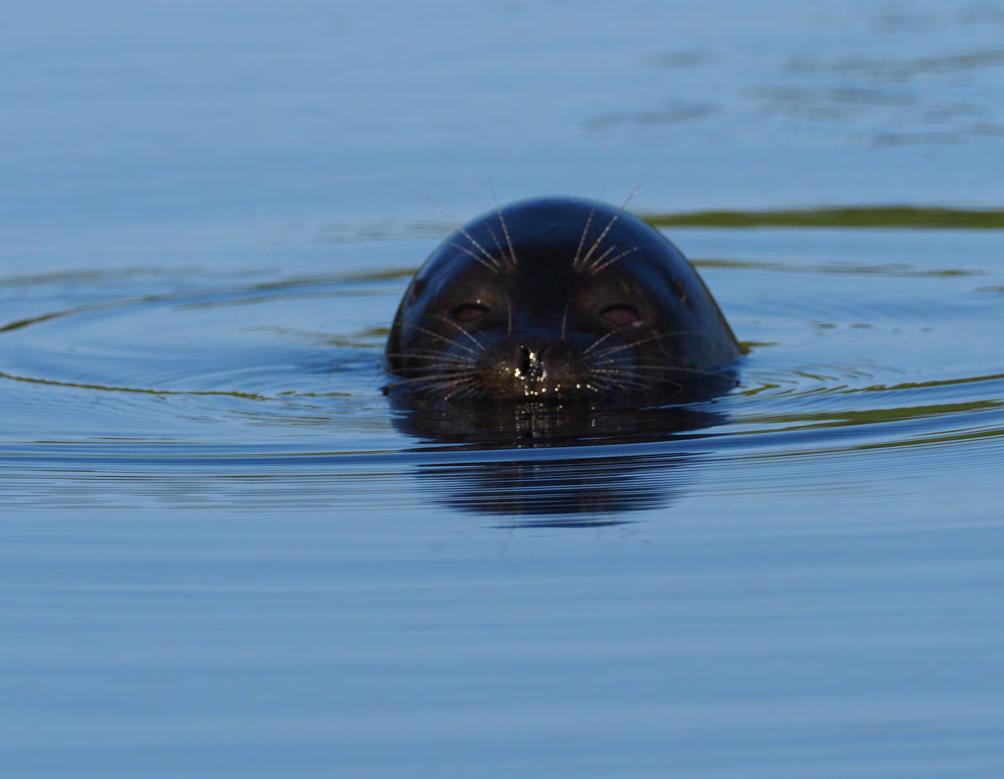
[2,1,1004,776]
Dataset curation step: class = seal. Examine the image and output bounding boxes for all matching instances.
[385,196,740,402]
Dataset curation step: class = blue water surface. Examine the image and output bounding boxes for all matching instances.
[2,1,1004,776]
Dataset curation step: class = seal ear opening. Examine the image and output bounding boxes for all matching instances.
[669,277,689,306]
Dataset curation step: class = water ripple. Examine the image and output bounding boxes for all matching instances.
[2,227,1002,518]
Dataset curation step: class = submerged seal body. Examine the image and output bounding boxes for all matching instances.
[385,196,740,403]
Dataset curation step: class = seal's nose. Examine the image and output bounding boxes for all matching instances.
[518,345,532,375]
[481,336,578,399]
[514,342,549,384]
[517,344,546,377]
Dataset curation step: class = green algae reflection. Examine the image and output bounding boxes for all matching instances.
[642,206,1004,230]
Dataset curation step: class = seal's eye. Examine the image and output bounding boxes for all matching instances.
[452,303,489,323]
[601,304,641,326]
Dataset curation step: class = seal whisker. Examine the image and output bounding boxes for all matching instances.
[604,374,683,397]
[444,376,480,401]
[383,370,478,389]
[448,241,501,275]
[560,297,572,341]
[447,379,482,401]
[386,368,478,380]
[385,358,477,374]
[590,367,684,390]
[452,227,504,273]
[590,246,640,275]
[586,243,619,271]
[591,330,702,360]
[422,383,477,400]
[571,209,595,270]
[385,350,475,364]
[434,315,486,352]
[417,190,504,272]
[393,376,478,394]
[404,324,481,356]
[490,180,519,269]
[581,320,644,355]
[406,375,478,398]
[578,214,620,271]
[578,186,639,271]
[389,358,477,372]
[583,374,628,395]
[485,225,507,270]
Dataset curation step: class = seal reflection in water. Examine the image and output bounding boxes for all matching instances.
[390,402,728,521]
[385,197,740,403]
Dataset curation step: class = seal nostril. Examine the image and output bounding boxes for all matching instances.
[519,345,533,375]
[515,344,548,384]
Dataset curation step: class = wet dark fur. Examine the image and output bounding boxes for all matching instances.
[385,197,740,403]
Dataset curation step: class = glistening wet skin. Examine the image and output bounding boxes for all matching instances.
[385,196,741,405]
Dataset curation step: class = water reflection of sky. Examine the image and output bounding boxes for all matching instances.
[4,0,1004,266]
[4,3,1004,778]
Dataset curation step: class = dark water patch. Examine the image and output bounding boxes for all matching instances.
[317,222,450,244]
[785,48,1004,81]
[753,84,919,120]
[643,50,710,68]
[0,267,196,288]
[585,101,718,131]
[961,1,1004,26]
[0,371,270,401]
[871,123,1004,146]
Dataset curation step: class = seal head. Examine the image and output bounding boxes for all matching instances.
[386,197,739,402]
